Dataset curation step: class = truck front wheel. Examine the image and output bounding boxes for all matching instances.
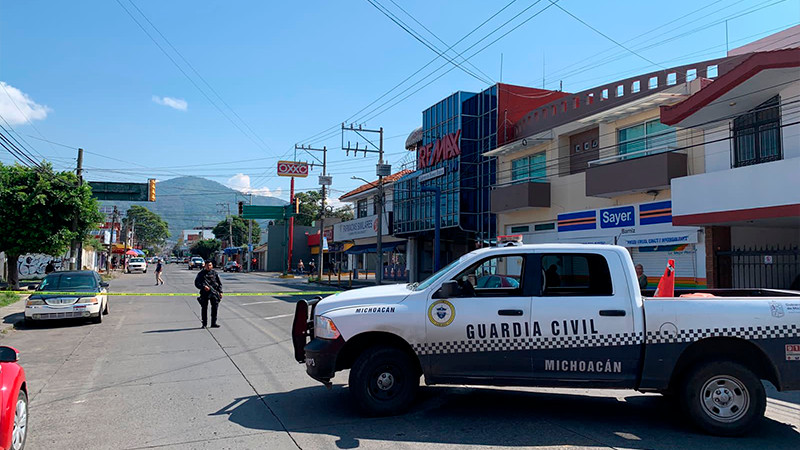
[681,360,765,436]
[349,346,418,416]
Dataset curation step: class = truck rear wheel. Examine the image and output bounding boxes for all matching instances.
[349,346,418,416]
[680,360,765,436]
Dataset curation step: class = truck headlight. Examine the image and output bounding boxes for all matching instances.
[314,315,340,340]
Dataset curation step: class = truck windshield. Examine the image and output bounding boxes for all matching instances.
[413,258,463,291]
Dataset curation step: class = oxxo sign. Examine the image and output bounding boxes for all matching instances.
[417,130,461,170]
[600,206,635,229]
[277,161,309,178]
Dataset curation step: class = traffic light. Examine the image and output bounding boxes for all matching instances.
[148,179,156,202]
[238,201,244,216]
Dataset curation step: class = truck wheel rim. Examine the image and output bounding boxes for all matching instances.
[12,397,26,450]
[369,364,401,401]
[700,376,749,423]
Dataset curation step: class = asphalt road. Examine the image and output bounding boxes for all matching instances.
[1,265,798,449]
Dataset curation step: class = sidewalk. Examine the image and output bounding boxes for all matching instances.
[0,293,27,336]
[247,271,401,290]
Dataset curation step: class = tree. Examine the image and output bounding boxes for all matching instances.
[190,239,221,260]
[293,190,354,226]
[212,216,260,247]
[122,205,169,250]
[0,163,103,289]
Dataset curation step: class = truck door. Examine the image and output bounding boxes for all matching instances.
[425,253,534,380]
[531,251,640,386]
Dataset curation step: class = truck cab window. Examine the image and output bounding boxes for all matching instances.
[452,255,525,297]
[540,253,612,296]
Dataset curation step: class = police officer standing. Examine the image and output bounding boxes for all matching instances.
[194,260,223,328]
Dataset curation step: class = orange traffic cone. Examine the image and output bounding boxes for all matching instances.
[653,259,675,297]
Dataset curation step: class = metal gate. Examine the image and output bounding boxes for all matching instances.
[716,246,800,289]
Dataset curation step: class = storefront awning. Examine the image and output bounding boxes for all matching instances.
[345,241,403,255]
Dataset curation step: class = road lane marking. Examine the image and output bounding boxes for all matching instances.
[241,301,281,306]
[263,314,293,320]
[10,290,338,297]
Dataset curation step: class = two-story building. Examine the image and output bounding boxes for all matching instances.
[662,47,800,289]
[488,54,759,289]
[334,170,411,281]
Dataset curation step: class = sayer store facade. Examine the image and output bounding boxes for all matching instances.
[394,83,567,282]
[523,201,704,287]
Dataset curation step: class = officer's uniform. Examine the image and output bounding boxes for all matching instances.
[194,267,223,327]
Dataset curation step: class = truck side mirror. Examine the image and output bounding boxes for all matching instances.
[435,280,459,299]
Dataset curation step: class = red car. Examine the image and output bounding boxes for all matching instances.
[0,346,27,450]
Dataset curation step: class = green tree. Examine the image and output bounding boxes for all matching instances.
[122,205,169,250]
[0,163,103,289]
[293,190,354,226]
[212,216,260,247]
[190,239,221,260]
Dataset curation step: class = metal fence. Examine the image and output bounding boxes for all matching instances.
[717,246,800,289]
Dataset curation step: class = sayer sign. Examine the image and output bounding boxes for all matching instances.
[418,130,461,170]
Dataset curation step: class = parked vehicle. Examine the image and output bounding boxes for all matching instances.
[25,271,110,324]
[293,244,800,436]
[188,257,205,270]
[0,346,27,450]
[223,261,241,272]
[127,257,147,273]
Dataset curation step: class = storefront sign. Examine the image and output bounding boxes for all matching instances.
[417,130,461,170]
[277,161,309,177]
[600,206,635,229]
[333,214,390,241]
[618,230,697,247]
[418,167,445,183]
[639,201,672,225]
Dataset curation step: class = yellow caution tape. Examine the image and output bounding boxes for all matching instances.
[8,291,339,297]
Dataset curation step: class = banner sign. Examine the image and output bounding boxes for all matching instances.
[277,161,309,178]
[333,214,390,241]
[618,230,697,247]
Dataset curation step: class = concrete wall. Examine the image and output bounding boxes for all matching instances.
[731,226,800,249]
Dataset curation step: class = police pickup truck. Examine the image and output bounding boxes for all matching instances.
[292,244,800,435]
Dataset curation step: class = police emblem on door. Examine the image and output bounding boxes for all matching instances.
[428,300,455,327]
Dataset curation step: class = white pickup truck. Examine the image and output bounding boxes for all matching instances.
[292,244,800,436]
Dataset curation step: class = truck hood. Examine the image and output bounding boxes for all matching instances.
[315,283,413,315]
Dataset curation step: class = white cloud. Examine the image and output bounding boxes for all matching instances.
[0,81,51,125]
[226,173,283,198]
[152,95,188,111]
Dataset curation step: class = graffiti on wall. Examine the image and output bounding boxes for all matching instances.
[17,254,65,279]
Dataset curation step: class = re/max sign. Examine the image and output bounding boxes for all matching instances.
[417,130,461,170]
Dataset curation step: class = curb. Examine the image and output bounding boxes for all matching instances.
[0,294,28,336]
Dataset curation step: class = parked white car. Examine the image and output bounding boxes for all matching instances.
[127,257,147,273]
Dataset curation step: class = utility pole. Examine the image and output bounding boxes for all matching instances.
[247,193,253,272]
[342,124,388,285]
[70,148,84,270]
[295,144,329,281]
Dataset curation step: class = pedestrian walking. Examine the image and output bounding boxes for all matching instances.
[636,264,648,291]
[155,260,164,285]
[194,260,223,328]
[309,260,316,276]
[297,259,305,275]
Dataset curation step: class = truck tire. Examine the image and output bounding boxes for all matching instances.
[680,360,765,436]
[349,346,418,416]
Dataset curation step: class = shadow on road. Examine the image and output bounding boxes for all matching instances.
[212,385,799,449]
[143,327,199,333]
[12,316,94,330]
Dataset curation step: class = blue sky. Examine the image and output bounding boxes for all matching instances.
[1,0,797,205]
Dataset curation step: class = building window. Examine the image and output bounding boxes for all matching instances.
[707,64,718,78]
[667,73,677,85]
[510,225,530,233]
[648,76,658,89]
[357,199,368,218]
[511,153,547,182]
[686,68,697,82]
[733,95,782,167]
[618,119,677,158]
[632,80,641,93]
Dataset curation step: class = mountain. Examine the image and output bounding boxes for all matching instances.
[101,176,285,240]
